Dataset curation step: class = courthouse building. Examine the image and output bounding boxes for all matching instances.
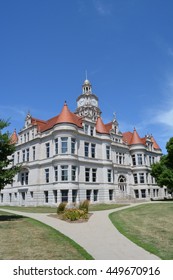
[0,79,167,206]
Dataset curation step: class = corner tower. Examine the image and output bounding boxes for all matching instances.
[75,79,101,121]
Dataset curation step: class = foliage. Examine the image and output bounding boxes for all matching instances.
[79,200,90,213]
[57,202,67,214]
[0,119,20,190]
[62,209,88,221]
[151,137,173,193]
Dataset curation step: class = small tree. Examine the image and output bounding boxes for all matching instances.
[0,119,20,190]
[151,137,173,194]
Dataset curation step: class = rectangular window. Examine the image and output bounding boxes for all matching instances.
[91,143,96,158]
[85,168,90,182]
[139,173,145,183]
[72,190,77,203]
[14,193,17,199]
[90,126,94,136]
[25,172,28,185]
[119,153,122,164]
[109,189,113,200]
[44,191,48,203]
[93,189,98,201]
[9,193,12,202]
[55,138,58,154]
[71,138,76,154]
[134,190,139,198]
[53,190,57,203]
[45,168,49,183]
[61,137,68,153]
[1,193,3,203]
[132,155,136,165]
[26,148,29,162]
[137,154,143,165]
[84,124,89,134]
[17,152,20,163]
[86,189,91,201]
[61,165,68,181]
[61,190,68,202]
[107,169,112,182]
[133,173,138,184]
[72,166,76,181]
[30,191,33,199]
[22,150,25,162]
[106,146,110,160]
[141,189,146,198]
[54,166,58,181]
[84,142,89,157]
[27,132,29,141]
[92,168,97,182]
[46,143,50,158]
[21,173,25,185]
[24,134,26,142]
[32,146,36,161]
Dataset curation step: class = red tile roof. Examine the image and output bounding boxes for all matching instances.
[105,122,112,132]
[11,129,18,144]
[123,129,144,145]
[129,128,144,145]
[31,102,83,132]
[151,136,161,150]
[96,117,109,134]
[122,131,133,144]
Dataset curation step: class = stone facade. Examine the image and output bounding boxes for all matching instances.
[0,79,167,206]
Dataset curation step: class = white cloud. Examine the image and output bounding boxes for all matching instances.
[93,0,111,16]
[153,108,173,127]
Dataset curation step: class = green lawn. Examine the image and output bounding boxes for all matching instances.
[109,203,173,260]
[89,203,129,211]
[0,211,93,260]
[0,203,128,213]
[0,206,57,213]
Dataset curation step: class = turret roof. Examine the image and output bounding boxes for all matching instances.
[96,116,109,134]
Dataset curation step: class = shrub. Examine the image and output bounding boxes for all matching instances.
[57,202,67,214]
[63,209,88,221]
[79,200,90,213]
[62,209,88,221]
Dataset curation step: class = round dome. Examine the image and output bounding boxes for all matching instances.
[84,79,90,85]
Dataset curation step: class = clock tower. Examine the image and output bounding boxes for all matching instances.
[75,79,101,121]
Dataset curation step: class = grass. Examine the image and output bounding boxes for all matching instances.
[0,203,129,213]
[0,210,93,260]
[89,203,129,211]
[0,206,57,213]
[109,203,173,260]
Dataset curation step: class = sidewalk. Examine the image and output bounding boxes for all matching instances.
[0,205,160,260]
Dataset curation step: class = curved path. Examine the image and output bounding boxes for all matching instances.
[0,204,160,260]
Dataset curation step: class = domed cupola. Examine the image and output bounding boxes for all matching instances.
[82,79,92,94]
[75,77,101,121]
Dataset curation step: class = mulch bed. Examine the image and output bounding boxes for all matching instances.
[48,213,93,223]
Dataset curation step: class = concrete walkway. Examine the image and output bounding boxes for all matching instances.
[0,205,160,260]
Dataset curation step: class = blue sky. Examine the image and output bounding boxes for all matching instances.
[0,0,173,154]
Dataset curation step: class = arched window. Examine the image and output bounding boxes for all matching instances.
[118,175,126,192]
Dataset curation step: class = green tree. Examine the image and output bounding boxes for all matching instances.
[0,119,20,190]
[151,137,173,194]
